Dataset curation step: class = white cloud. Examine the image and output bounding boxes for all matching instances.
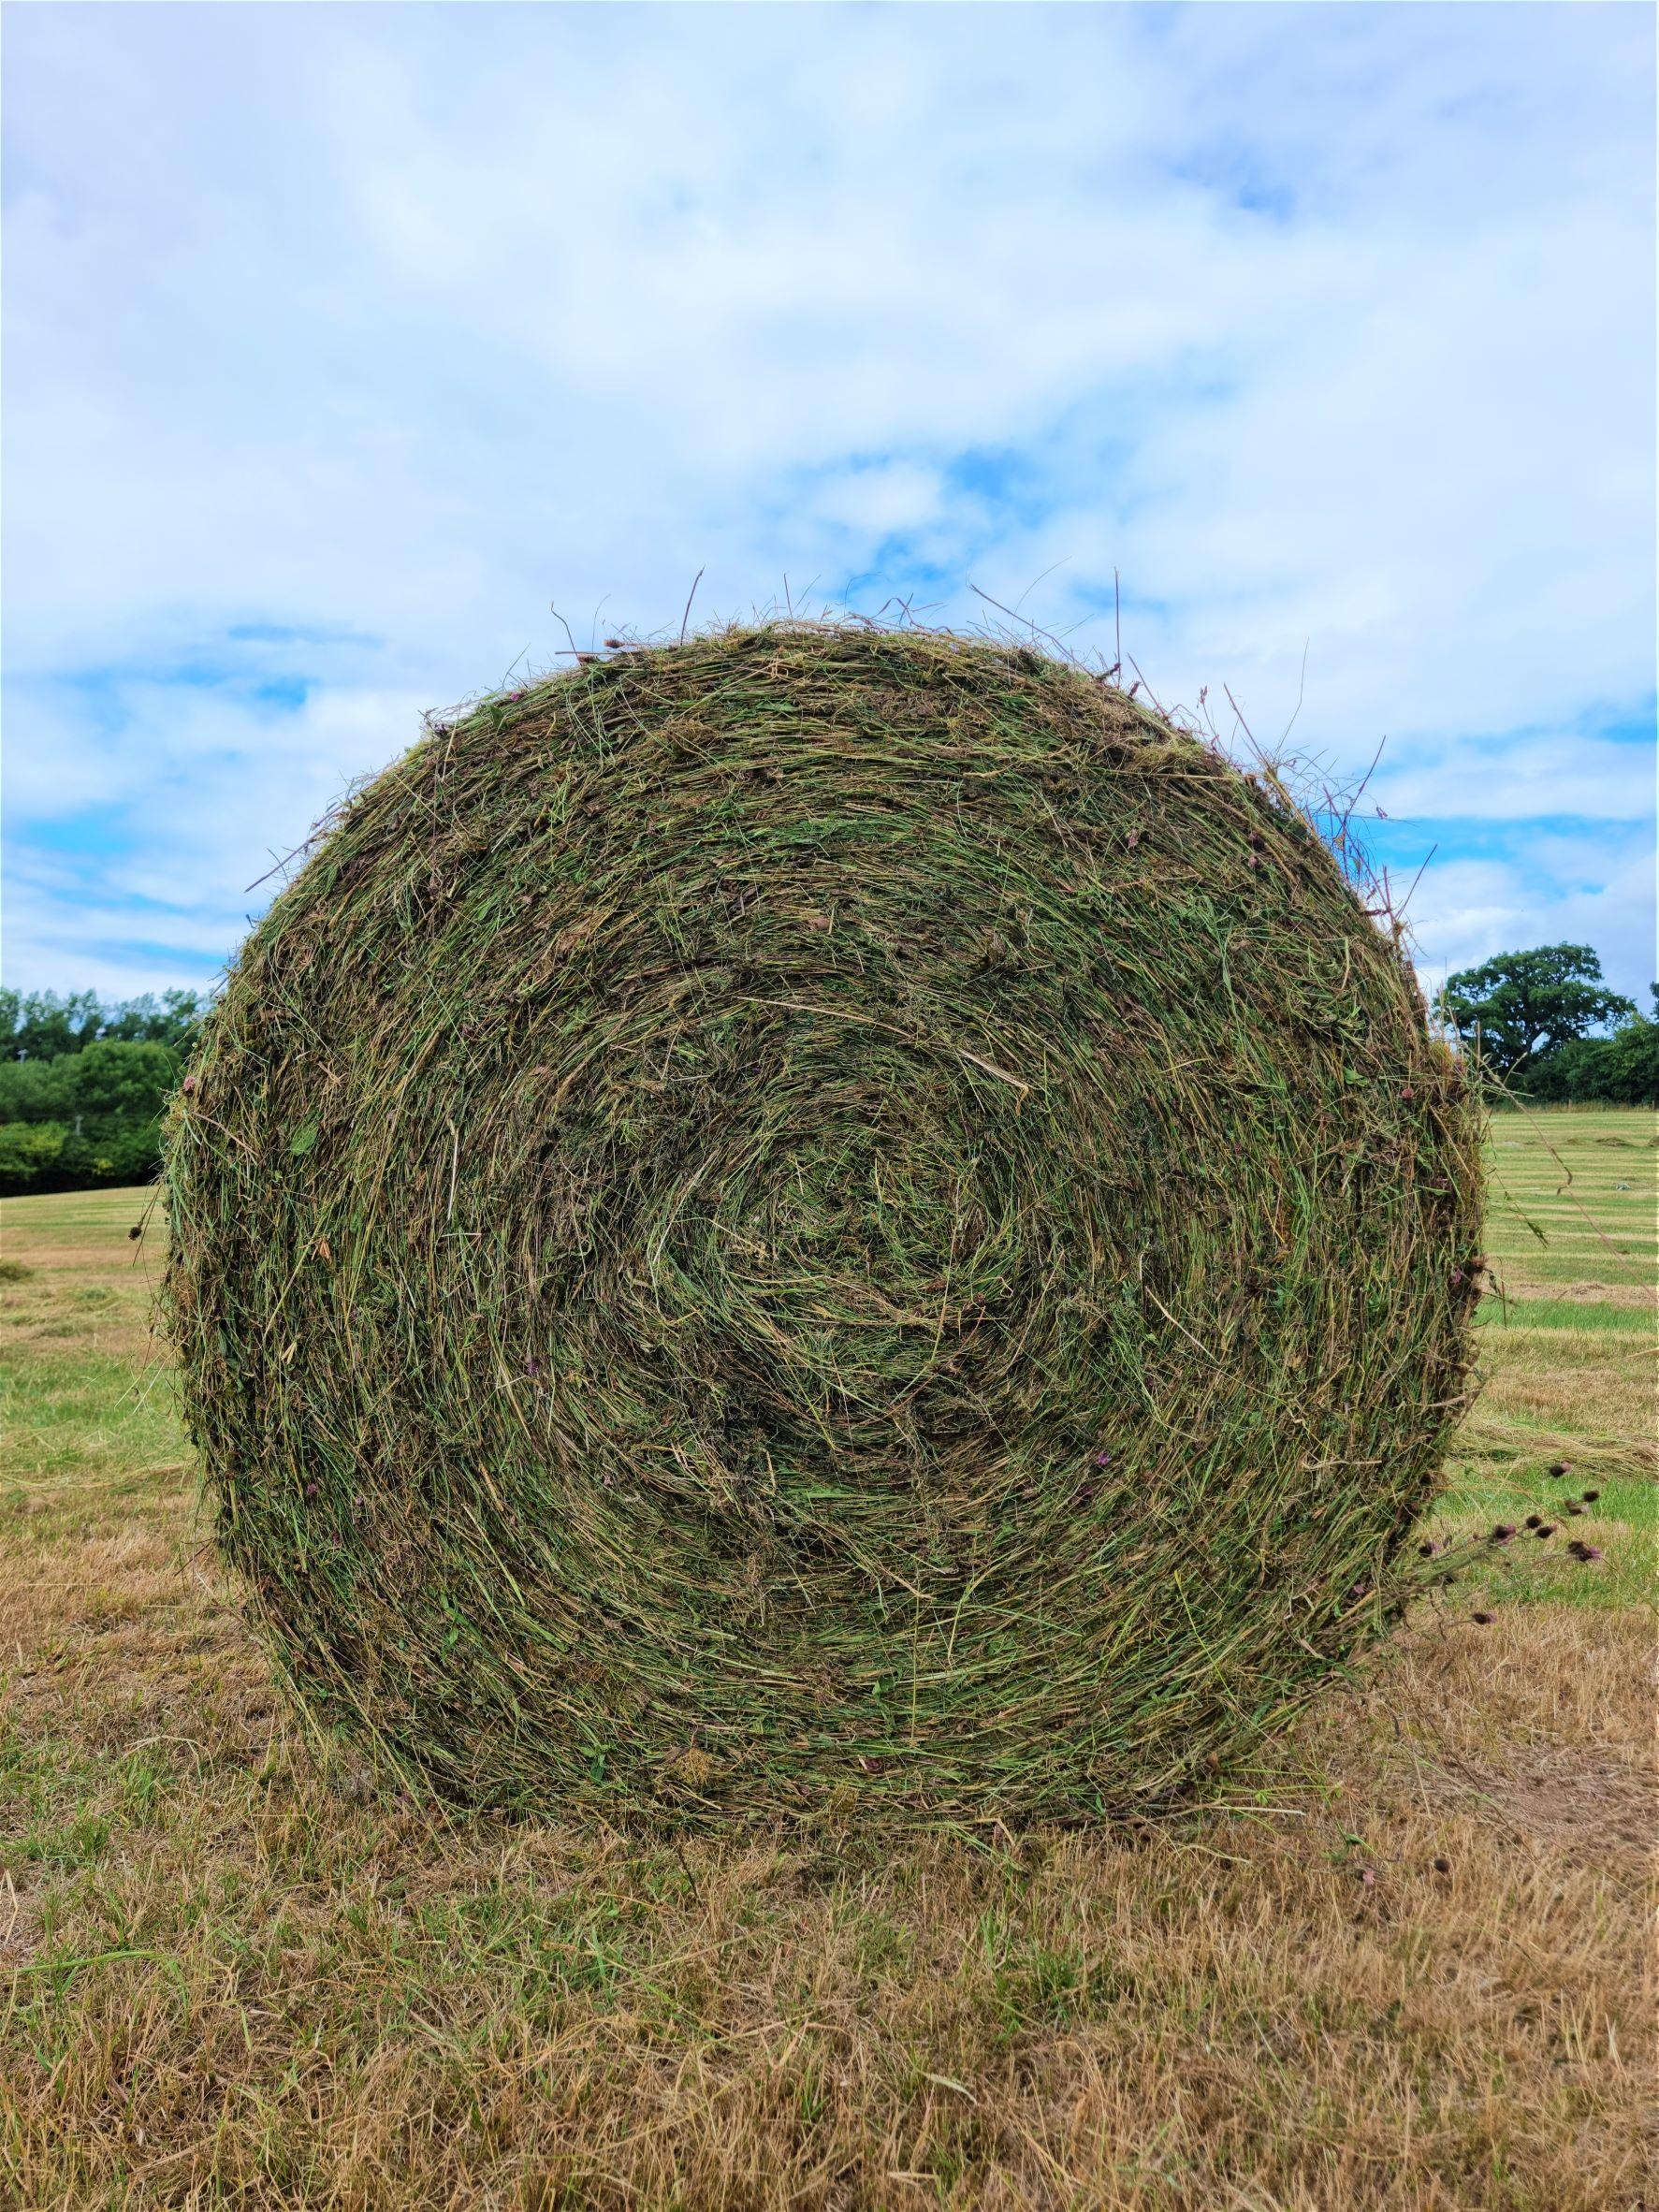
[1372,734,1652,825]
[810,461,947,540]
[1408,828,1656,1008]
[2,2,1652,997]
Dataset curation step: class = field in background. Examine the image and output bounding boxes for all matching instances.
[1,1109,1652,2210]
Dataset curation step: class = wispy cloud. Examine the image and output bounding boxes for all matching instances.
[3,2,1652,997]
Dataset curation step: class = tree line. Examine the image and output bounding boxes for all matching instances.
[0,946,1652,1198]
[1434,944,1657,1106]
[0,989,207,1197]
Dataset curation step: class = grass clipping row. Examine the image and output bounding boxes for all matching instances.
[164,625,1484,1830]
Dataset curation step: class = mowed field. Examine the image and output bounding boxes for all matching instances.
[1,1109,1652,2211]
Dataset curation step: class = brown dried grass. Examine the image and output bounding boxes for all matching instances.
[2,1120,1652,2211]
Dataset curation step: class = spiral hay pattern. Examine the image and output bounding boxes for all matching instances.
[164,626,1482,1828]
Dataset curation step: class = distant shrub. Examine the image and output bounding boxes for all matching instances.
[0,1036,183,1193]
[1507,995,1659,1108]
[0,1119,71,1194]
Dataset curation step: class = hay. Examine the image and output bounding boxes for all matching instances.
[163,624,1483,1828]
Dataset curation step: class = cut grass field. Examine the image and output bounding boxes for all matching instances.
[1,1107,1652,2210]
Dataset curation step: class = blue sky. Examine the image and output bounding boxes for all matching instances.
[4,2,1654,1003]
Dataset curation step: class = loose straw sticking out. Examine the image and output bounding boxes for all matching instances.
[162,621,1484,1832]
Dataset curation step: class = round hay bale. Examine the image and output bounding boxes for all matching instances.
[163,625,1483,1828]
